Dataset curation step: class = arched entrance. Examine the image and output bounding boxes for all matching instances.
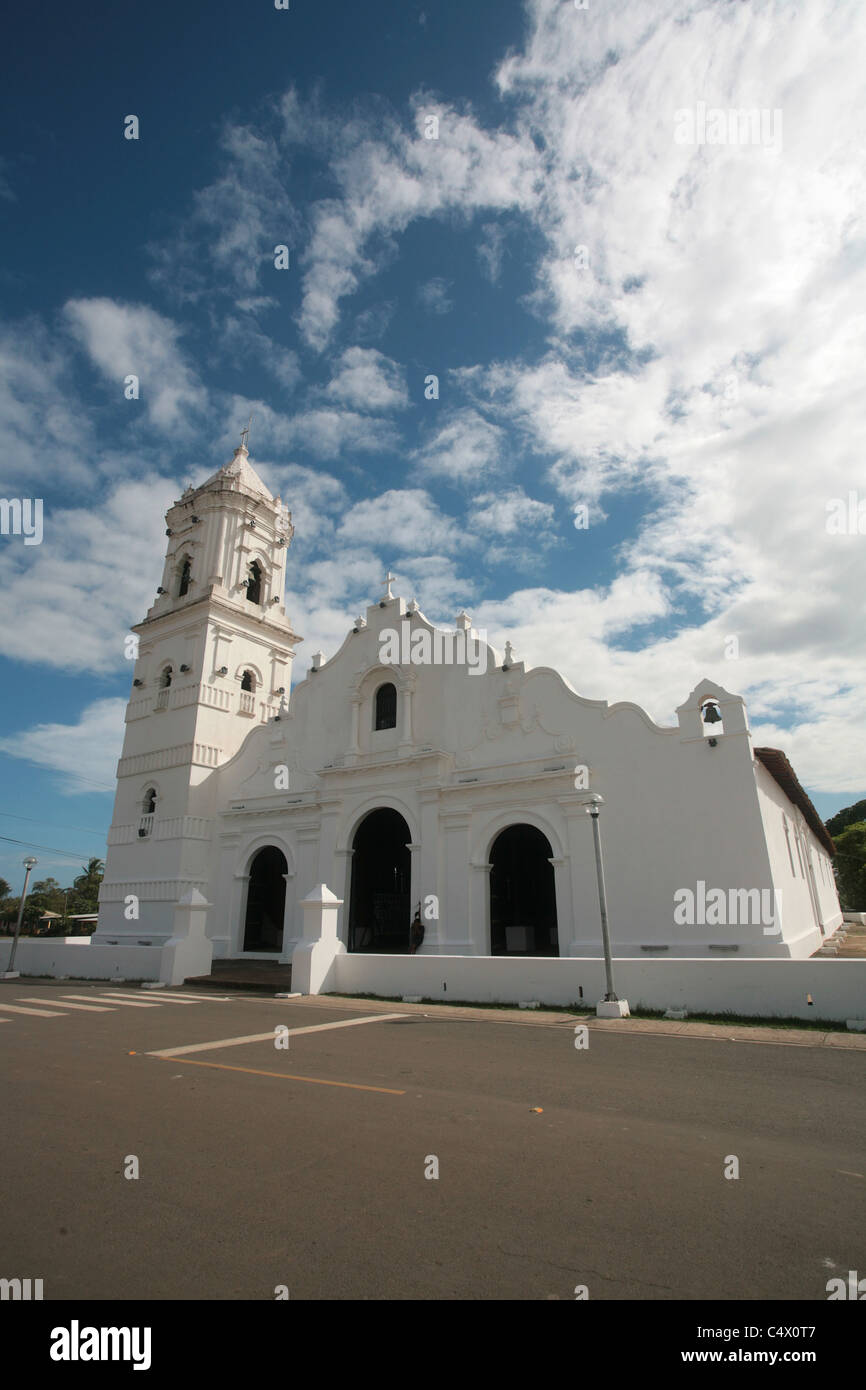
[490,824,558,956]
[243,846,287,952]
[349,808,412,952]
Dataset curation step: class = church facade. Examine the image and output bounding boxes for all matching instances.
[94,445,842,969]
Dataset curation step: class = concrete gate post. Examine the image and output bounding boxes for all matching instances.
[291,884,346,995]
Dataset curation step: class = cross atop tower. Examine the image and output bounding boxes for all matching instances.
[381,570,397,600]
[240,413,253,451]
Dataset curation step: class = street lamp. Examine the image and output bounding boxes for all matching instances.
[4,856,38,979]
[585,796,630,1018]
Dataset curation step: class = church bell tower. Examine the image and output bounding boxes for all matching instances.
[93,440,302,946]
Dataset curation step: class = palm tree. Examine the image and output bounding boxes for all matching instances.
[71,858,105,912]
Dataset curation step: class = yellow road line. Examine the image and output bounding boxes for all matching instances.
[153,1055,405,1094]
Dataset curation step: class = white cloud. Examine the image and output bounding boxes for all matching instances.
[149,121,302,301]
[0,476,177,673]
[477,222,506,283]
[335,489,463,554]
[413,408,505,483]
[324,347,409,412]
[295,100,538,349]
[416,277,454,314]
[216,394,400,460]
[0,318,94,490]
[221,315,301,393]
[0,698,126,795]
[288,408,400,457]
[470,487,555,537]
[234,296,279,313]
[255,461,348,543]
[352,300,396,342]
[65,299,207,432]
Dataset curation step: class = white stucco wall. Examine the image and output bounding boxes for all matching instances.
[0,938,161,980]
[334,953,866,1022]
[753,760,840,956]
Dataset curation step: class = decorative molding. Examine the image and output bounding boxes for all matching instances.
[155,816,213,841]
[117,742,222,777]
[125,697,153,722]
[106,815,211,844]
[98,878,208,902]
[193,742,221,767]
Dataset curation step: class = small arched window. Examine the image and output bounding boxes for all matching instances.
[178,556,192,597]
[241,670,255,692]
[246,561,262,606]
[160,666,173,688]
[143,788,157,815]
[375,682,397,731]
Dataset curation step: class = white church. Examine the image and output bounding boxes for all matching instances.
[92,442,842,985]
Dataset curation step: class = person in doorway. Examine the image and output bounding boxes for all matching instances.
[409,906,425,954]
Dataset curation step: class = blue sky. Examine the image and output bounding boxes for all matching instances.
[1,0,865,892]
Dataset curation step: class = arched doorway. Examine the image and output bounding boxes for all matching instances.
[490,824,558,956]
[243,846,287,952]
[349,808,412,952]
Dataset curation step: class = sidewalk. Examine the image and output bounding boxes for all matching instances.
[297,991,866,1050]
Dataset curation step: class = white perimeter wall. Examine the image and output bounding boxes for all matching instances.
[4,936,864,1022]
[335,954,866,1022]
[0,938,161,981]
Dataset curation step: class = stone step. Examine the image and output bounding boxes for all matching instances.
[185,959,293,992]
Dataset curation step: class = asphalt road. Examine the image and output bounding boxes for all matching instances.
[1,982,864,1301]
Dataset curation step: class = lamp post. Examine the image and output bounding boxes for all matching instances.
[4,856,37,979]
[585,796,629,1018]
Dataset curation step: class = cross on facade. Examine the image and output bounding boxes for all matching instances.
[381,570,397,600]
[240,413,253,450]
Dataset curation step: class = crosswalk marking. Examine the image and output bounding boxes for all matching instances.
[0,1002,67,1017]
[61,993,160,1009]
[168,992,232,1002]
[147,1012,409,1058]
[97,991,198,1005]
[20,997,115,1012]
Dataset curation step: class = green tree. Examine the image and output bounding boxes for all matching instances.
[0,878,11,900]
[69,858,104,914]
[826,799,866,837]
[831,821,866,910]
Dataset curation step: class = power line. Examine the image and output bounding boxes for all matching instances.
[0,834,103,864]
[49,772,115,793]
[0,754,115,794]
[0,812,107,837]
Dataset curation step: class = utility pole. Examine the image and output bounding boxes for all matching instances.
[4,856,37,979]
[585,797,630,1018]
